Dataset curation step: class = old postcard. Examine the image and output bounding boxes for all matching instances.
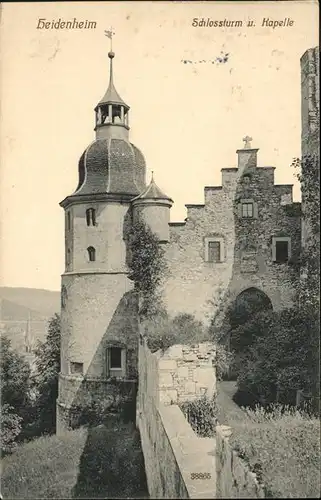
[0,1,319,499]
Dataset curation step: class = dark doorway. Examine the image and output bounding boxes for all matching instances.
[226,288,273,379]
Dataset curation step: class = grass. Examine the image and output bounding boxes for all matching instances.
[1,418,148,499]
[1,427,88,499]
[229,405,321,498]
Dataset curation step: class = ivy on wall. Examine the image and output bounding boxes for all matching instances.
[127,215,168,320]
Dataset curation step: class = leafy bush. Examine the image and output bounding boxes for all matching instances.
[70,394,136,429]
[143,312,210,353]
[215,344,233,381]
[234,307,318,407]
[0,404,23,455]
[179,395,218,437]
[230,405,320,498]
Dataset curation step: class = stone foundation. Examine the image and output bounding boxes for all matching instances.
[56,374,137,436]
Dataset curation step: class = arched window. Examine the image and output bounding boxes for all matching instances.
[87,246,96,262]
[86,208,96,226]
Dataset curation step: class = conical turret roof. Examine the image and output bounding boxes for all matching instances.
[133,173,173,202]
[96,51,129,109]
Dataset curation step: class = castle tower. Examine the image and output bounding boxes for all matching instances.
[132,173,173,242]
[56,48,147,434]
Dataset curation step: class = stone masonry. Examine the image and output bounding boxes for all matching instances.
[163,142,301,325]
[158,343,216,405]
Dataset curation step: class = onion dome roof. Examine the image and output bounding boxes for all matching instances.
[74,137,146,196]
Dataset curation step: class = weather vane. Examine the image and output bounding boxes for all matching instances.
[104,27,115,52]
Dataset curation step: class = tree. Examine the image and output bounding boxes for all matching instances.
[0,335,31,451]
[32,313,61,434]
[237,308,318,407]
[0,335,31,415]
[292,152,320,415]
[0,404,23,454]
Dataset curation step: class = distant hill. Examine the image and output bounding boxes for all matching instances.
[0,287,60,356]
[0,287,60,318]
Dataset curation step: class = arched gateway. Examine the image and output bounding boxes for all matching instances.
[226,287,273,379]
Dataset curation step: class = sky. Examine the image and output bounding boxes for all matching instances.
[0,1,319,291]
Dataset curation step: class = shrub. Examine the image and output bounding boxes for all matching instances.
[230,405,321,498]
[235,307,319,407]
[179,395,218,437]
[143,312,210,353]
[215,343,233,381]
[70,394,136,429]
[0,404,23,455]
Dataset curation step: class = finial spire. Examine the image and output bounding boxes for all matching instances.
[243,136,253,149]
[151,170,154,182]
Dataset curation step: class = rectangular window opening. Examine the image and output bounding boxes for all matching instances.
[70,362,83,375]
[242,203,253,218]
[275,241,289,263]
[208,241,221,263]
[110,347,122,369]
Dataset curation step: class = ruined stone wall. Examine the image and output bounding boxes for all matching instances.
[216,425,265,498]
[163,147,301,325]
[137,337,216,498]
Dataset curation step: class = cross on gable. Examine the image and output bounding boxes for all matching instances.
[243,136,252,149]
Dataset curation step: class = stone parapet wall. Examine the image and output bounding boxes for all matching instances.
[137,404,215,499]
[137,337,217,498]
[216,425,265,498]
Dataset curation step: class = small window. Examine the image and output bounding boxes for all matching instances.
[272,236,291,263]
[67,212,71,230]
[205,237,224,263]
[275,241,289,263]
[110,347,122,369]
[242,203,253,218]
[208,241,221,263]
[86,208,96,226]
[87,246,96,262]
[107,347,126,378]
[70,362,83,375]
